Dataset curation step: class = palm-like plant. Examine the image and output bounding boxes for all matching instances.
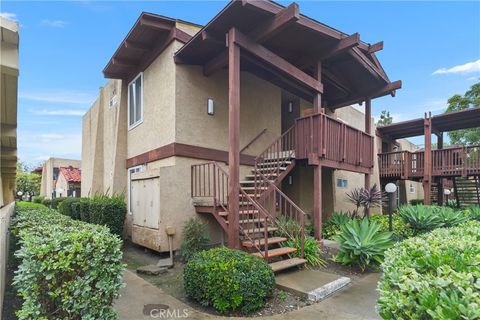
[360,184,384,219]
[398,205,442,235]
[334,218,394,271]
[346,188,363,218]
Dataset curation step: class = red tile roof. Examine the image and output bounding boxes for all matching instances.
[59,166,81,182]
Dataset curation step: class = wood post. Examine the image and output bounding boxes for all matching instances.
[313,164,322,240]
[437,133,444,205]
[227,28,241,249]
[364,97,372,215]
[313,61,323,113]
[423,113,432,205]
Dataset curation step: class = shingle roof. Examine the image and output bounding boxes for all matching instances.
[59,166,81,182]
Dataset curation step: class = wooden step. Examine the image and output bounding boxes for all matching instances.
[257,160,292,167]
[269,257,307,272]
[227,218,268,224]
[243,226,278,234]
[218,209,258,216]
[240,180,274,184]
[245,173,279,179]
[252,167,287,173]
[241,186,268,191]
[242,236,287,248]
[252,246,296,258]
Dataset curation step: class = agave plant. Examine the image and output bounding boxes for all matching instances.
[467,205,480,221]
[436,207,469,227]
[329,211,351,226]
[334,218,394,271]
[398,205,442,235]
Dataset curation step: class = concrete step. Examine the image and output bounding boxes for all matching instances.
[252,246,296,258]
[269,257,307,272]
[242,236,287,248]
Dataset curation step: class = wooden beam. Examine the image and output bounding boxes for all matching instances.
[313,164,322,240]
[249,2,300,43]
[124,40,152,51]
[323,69,351,95]
[322,33,360,59]
[140,18,172,31]
[423,114,432,205]
[329,80,402,109]
[368,41,383,54]
[174,28,193,43]
[201,31,225,46]
[232,28,323,93]
[203,50,228,76]
[351,47,389,82]
[227,28,241,249]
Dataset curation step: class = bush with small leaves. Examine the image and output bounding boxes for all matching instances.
[370,214,414,240]
[57,197,82,219]
[32,196,44,204]
[180,218,210,262]
[184,247,275,314]
[377,221,480,320]
[12,203,125,320]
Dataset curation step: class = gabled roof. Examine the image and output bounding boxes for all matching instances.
[59,166,81,183]
[377,107,480,139]
[175,0,400,109]
[103,12,198,80]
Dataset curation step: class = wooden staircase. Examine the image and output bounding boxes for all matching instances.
[453,175,480,207]
[191,126,307,272]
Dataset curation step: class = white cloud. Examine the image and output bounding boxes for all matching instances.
[0,12,17,20]
[31,109,85,116]
[19,90,96,105]
[41,19,68,28]
[432,59,480,75]
[19,132,82,163]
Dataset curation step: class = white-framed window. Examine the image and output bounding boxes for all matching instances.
[128,165,143,214]
[128,73,143,129]
[409,183,416,194]
[109,88,117,108]
[336,178,348,188]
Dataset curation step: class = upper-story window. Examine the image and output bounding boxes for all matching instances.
[128,73,143,129]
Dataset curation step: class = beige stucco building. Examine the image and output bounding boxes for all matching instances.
[39,158,81,199]
[82,4,416,255]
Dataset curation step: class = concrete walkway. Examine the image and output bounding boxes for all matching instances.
[115,270,381,320]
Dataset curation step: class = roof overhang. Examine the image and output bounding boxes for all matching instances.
[377,107,480,140]
[175,0,401,109]
[103,13,197,80]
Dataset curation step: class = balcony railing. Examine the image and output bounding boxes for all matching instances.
[379,145,480,179]
[295,113,374,169]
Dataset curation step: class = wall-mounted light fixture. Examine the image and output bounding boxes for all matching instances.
[288,101,293,113]
[288,175,293,185]
[207,98,214,115]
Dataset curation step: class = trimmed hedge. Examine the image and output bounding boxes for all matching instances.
[184,247,275,314]
[12,203,125,320]
[377,221,480,320]
[57,195,126,238]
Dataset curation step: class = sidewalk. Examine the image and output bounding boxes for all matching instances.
[115,270,381,320]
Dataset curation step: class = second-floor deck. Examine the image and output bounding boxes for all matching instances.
[379,145,480,180]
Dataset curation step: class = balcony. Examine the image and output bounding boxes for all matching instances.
[379,145,480,180]
[295,112,374,173]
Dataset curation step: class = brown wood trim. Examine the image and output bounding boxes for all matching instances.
[126,142,255,168]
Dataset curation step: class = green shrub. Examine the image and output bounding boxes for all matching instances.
[41,198,52,207]
[58,197,82,218]
[88,194,126,238]
[436,206,469,227]
[467,205,480,221]
[51,196,66,209]
[12,204,125,319]
[334,218,394,271]
[78,198,91,222]
[184,247,275,314]
[70,201,82,220]
[409,198,424,205]
[32,196,44,204]
[370,214,413,240]
[377,221,480,320]
[285,235,325,267]
[180,218,210,262]
[398,205,442,235]
[15,201,46,210]
[322,212,351,240]
[446,199,458,208]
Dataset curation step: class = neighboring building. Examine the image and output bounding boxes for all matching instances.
[0,16,18,319]
[39,158,81,199]
[82,1,409,269]
[0,17,19,206]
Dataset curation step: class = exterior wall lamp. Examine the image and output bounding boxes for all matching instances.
[207,98,214,115]
[288,101,293,113]
[385,183,397,232]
